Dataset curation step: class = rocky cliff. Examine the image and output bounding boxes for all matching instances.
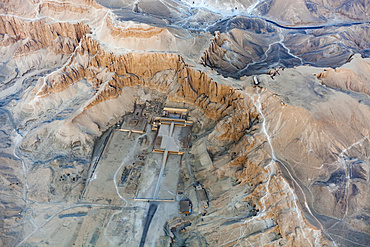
[316,54,370,95]
[0,0,369,246]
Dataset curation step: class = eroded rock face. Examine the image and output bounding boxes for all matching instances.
[0,15,91,96]
[0,0,369,246]
[2,35,330,245]
[6,36,334,245]
[202,17,370,78]
[263,88,370,239]
[316,54,370,95]
[16,36,246,161]
[0,16,90,56]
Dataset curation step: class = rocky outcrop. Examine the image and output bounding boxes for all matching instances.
[0,16,90,56]
[201,28,276,78]
[39,0,103,17]
[33,37,242,123]
[181,87,333,246]
[1,1,369,246]
[316,54,370,95]
[14,25,370,245]
[14,34,335,246]
[201,16,369,78]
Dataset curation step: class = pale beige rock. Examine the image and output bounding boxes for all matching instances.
[0,1,369,247]
[317,55,370,95]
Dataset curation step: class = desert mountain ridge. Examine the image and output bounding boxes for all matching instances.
[0,0,369,246]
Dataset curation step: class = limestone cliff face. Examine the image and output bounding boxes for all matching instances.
[34,37,242,122]
[16,26,370,246]
[0,16,90,56]
[1,1,369,246]
[40,0,103,16]
[0,0,102,18]
[15,35,333,246]
[198,84,370,246]
[14,35,248,164]
[0,15,91,89]
[185,87,332,246]
[316,55,370,95]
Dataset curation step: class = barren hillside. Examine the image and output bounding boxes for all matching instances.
[0,0,369,246]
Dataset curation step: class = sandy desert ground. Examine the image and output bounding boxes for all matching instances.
[0,0,369,246]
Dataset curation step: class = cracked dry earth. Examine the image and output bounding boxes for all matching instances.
[0,0,370,246]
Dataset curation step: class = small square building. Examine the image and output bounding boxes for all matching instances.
[179,200,192,215]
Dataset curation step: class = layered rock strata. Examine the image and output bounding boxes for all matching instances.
[0,0,369,246]
[11,35,333,246]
